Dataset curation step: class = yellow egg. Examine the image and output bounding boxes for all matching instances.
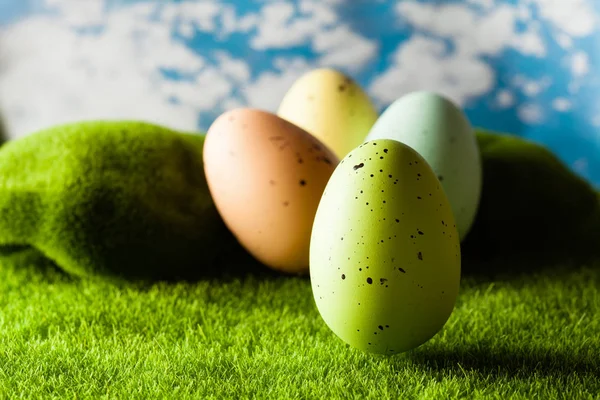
[277,68,379,160]
[203,108,339,274]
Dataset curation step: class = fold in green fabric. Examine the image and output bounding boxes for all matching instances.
[0,121,597,280]
[0,121,254,280]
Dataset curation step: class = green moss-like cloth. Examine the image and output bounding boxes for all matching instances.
[0,121,255,280]
[462,129,600,269]
[0,122,597,280]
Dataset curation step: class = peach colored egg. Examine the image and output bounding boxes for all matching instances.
[203,108,339,274]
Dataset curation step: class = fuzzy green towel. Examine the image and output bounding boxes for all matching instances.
[0,121,597,280]
[462,129,600,272]
[0,121,257,281]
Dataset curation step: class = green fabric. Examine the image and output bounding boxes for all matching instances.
[0,121,257,281]
[462,129,600,273]
[0,121,597,280]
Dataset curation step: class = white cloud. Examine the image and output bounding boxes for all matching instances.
[178,21,195,38]
[523,81,544,97]
[214,51,251,82]
[509,75,552,97]
[531,0,597,37]
[517,4,532,21]
[511,28,546,57]
[163,2,222,33]
[396,2,547,57]
[369,35,494,106]
[298,1,338,24]
[45,0,105,26]
[518,103,544,123]
[592,115,600,128]
[247,0,377,71]
[250,2,316,49]
[0,0,379,138]
[313,26,378,72]
[555,33,573,49]
[552,98,572,112]
[571,51,590,77]
[379,0,551,108]
[0,4,249,138]
[242,58,312,112]
[496,90,515,108]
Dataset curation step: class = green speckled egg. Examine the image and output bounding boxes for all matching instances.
[310,139,461,355]
[365,91,482,241]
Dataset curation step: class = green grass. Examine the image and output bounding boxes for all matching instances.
[1,123,599,398]
[1,261,598,399]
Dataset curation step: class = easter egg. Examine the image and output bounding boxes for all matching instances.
[277,68,379,160]
[310,139,461,354]
[204,108,338,274]
[365,91,482,240]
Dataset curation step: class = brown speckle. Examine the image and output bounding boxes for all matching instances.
[353,163,365,170]
[299,179,306,186]
[367,277,373,284]
[417,252,423,261]
[398,268,406,273]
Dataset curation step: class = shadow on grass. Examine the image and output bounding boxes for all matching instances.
[2,241,598,286]
[0,242,285,286]
[408,344,599,379]
[461,253,600,282]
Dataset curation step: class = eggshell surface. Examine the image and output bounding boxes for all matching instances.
[310,139,461,354]
[365,91,482,240]
[204,108,338,274]
[277,68,379,160]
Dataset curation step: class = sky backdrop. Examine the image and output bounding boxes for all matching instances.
[1,0,599,185]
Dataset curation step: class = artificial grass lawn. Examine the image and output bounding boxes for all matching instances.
[1,121,599,398]
[1,260,599,399]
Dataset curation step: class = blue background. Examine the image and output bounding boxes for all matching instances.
[0,0,599,186]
